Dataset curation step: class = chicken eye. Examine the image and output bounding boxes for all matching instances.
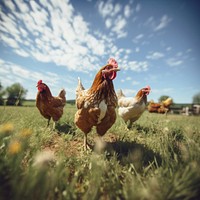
[106,66,112,70]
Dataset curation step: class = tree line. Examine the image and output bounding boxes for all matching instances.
[0,82,27,106]
[0,81,200,106]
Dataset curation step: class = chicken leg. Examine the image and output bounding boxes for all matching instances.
[83,133,92,150]
[127,120,133,130]
[53,121,56,130]
[47,118,51,127]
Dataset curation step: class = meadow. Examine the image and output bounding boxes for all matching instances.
[0,104,200,200]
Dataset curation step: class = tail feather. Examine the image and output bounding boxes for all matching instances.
[77,77,85,90]
[76,77,85,99]
[58,89,66,102]
[117,89,125,99]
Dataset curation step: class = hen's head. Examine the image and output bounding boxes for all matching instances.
[101,58,120,80]
[142,85,151,95]
[36,80,47,92]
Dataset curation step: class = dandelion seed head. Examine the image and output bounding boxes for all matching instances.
[33,150,55,167]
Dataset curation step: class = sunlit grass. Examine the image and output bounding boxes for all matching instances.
[0,105,200,199]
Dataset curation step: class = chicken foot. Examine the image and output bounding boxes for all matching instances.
[127,120,133,130]
[83,133,93,150]
[47,118,51,127]
[46,118,57,131]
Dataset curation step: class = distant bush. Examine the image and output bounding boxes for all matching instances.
[158,95,171,102]
[0,82,5,105]
[193,92,200,104]
[5,83,27,106]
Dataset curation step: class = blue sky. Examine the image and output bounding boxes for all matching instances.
[0,0,199,103]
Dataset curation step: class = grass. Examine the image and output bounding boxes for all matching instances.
[0,105,200,200]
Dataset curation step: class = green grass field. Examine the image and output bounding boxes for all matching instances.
[0,105,200,200]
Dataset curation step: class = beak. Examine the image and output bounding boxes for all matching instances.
[114,68,120,72]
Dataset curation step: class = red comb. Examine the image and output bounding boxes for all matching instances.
[37,80,42,85]
[107,58,118,68]
[146,85,151,91]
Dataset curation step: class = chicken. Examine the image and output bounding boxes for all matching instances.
[36,80,66,129]
[162,97,173,107]
[118,86,151,129]
[74,58,120,150]
[148,97,172,114]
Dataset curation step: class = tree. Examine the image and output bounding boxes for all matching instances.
[5,83,27,106]
[193,92,200,104]
[0,82,4,105]
[158,95,170,102]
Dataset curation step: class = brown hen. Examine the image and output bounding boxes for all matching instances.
[148,97,172,114]
[74,58,120,150]
[36,80,66,129]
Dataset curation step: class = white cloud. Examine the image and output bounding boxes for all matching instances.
[135,34,144,40]
[154,15,171,31]
[176,52,183,57]
[14,49,29,57]
[132,80,140,86]
[145,16,154,25]
[0,59,59,85]
[30,8,49,27]
[186,49,192,53]
[15,0,29,13]
[105,18,112,28]
[135,47,140,53]
[166,58,183,67]
[113,3,122,16]
[0,0,146,74]
[124,5,132,18]
[133,34,144,43]
[144,15,171,32]
[135,4,141,12]
[144,74,158,82]
[0,0,108,72]
[166,47,172,51]
[0,35,19,48]
[112,15,127,38]
[73,15,89,40]
[86,35,105,56]
[126,77,132,81]
[146,52,164,60]
[0,58,78,99]
[98,1,132,39]
[4,0,16,11]
[124,61,149,72]
[98,0,121,18]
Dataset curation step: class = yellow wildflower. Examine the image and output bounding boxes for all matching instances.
[8,140,21,155]
[0,123,14,134]
[19,129,32,138]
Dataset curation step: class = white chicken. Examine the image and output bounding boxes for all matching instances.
[117,86,151,129]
